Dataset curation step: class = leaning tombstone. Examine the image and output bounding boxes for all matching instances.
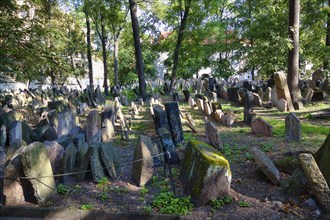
[226,110,235,127]
[285,113,301,142]
[205,119,223,150]
[62,143,78,183]
[157,127,181,164]
[313,134,330,186]
[132,135,154,186]
[9,121,22,146]
[102,119,115,142]
[89,143,106,183]
[244,91,254,126]
[100,142,121,179]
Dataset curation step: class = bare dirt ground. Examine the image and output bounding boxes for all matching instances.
[33,96,330,219]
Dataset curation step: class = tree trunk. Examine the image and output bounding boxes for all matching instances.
[324,0,330,72]
[170,0,192,91]
[129,0,146,99]
[85,9,94,89]
[288,0,302,102]
[114,36,119,87]
[100,14,109,96]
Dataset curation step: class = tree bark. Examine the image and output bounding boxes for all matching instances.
[114,36,119,87]
[100,14,109,96]
[324,0,330,72]
[85,9,94,89]
[288,0,302,102]
[129,0,146,99]
[170,0,192,91]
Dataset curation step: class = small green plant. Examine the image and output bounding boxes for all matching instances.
[245,152,253,160]
[97,177,109,202]
[151,176,169,188]
[143,205,152,214]
[238,201,250,207]
[260,143,273,152]
[80,203,93,210]
[109,186,128,193]
[57,184,71,194]
[139,187,150,196]
[152,192,193,215]
[97,177,109,188]
[210,196,232,209]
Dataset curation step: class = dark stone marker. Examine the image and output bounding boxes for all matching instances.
[165,102,184,144]
[153,105,170,131]
[244,91,254,126]
[182,90,190,102]
[285,113,301,142]
[157,127,181,164]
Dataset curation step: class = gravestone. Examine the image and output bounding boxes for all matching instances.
[62,143,78,183]
[153,105,170,130]
[0,125,6,147]
[90,143,106,183]
[182,90,190,102]
[180,140,231,206]
[299,153,330,213]
[57,109,76,138]
[210,92,217,102]
[188,96,196,110]
[100,142,121,179]
[132,135,154,186]
[227,88,240,103]
[285,113,301,142]
[302,87,314,102]
[205,119,223,150]
[244,91,254,126]
[9,121,22,146]
[263,87,271,102]
[85,110,101,143]
[20,142,56,205]
[76,141,93,181]
[196,98,204,111]
[293,101,304,110]
[157,127,181,164]
[204,101,212,116]
[249,147,280,185]
[44,141,65,175]
[271,85,278,107]
[101,119,115,142]
[226,110,235,127]
[213,109,224,123]
[165,102,184,144]
[314,134,330,186]
[253,93,262,107]
[274,72,294,111]
[211,102,222,113]
[278,99,287,112]
[251,118,273,137]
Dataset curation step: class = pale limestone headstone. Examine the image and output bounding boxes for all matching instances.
[101,119,115,142]
[277,99,287,112]
[302,87,314,102]
[285,113,301,142]
[57,109,76,138]
[204,101,212,116]
[274,72,294,111]
[226,110,235,127]
[196,98,204,111]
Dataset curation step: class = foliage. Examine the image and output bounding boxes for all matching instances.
[79,203,93,210]
[238,200,250,207]
[210,196,232,209]
[152,191,193,215]
[57,184,71,194]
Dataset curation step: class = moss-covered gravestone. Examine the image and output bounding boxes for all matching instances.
[314,134,330,186]
[180,140,231,206]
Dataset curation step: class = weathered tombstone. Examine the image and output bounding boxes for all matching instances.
[311,91,325,102]
[251,118,273,137]
[9,121,22,146]
[62,143,78,183]
[227,88,240,103]
[101,119,115,142]
[132,135,154,186]
[271,85,278,107]
[293,101,304,110]
[85,110,101,143]
[210,92,217,102]
[213,109,224,123]
[313,134,330,186]
[285,113,301,142]
[302,87,314,102]
[157,127,181,164]
[43,126,58,141]
[205,119,223,150]
[299,153,330,213]
[180,140,231,206]
[44,141,65,175]
[274,72,294,111]
[263,87,272,102]
[90,143,106,183]
[76,140,93,181]
[188,96,196,110]
[100,142,121,179]
[153,105,170,130]
[196,98,204,111]
[165,102,184,144]
[244,91,254,126]
[277,98,287,112]
[211,102,222,113]
[249,147,280,185]
[204,101,212,116]
[182,90,190,102]
[0,147,5,202]
[57,109,76,138]
[185,112,195,126]
[0,125,6,147]
[20,142,56,205]
[226,110,235,127]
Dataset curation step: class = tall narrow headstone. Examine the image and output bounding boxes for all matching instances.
[85,110,101,143]
[244,92,254,126]
[285,113,301,142]
[165,102,184,144]
[9,121,22,146]
[274,72,294,111]
[57,109,76,138]
[205,119,223,150]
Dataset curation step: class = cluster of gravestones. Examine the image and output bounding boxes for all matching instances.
[0,85,136,206]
